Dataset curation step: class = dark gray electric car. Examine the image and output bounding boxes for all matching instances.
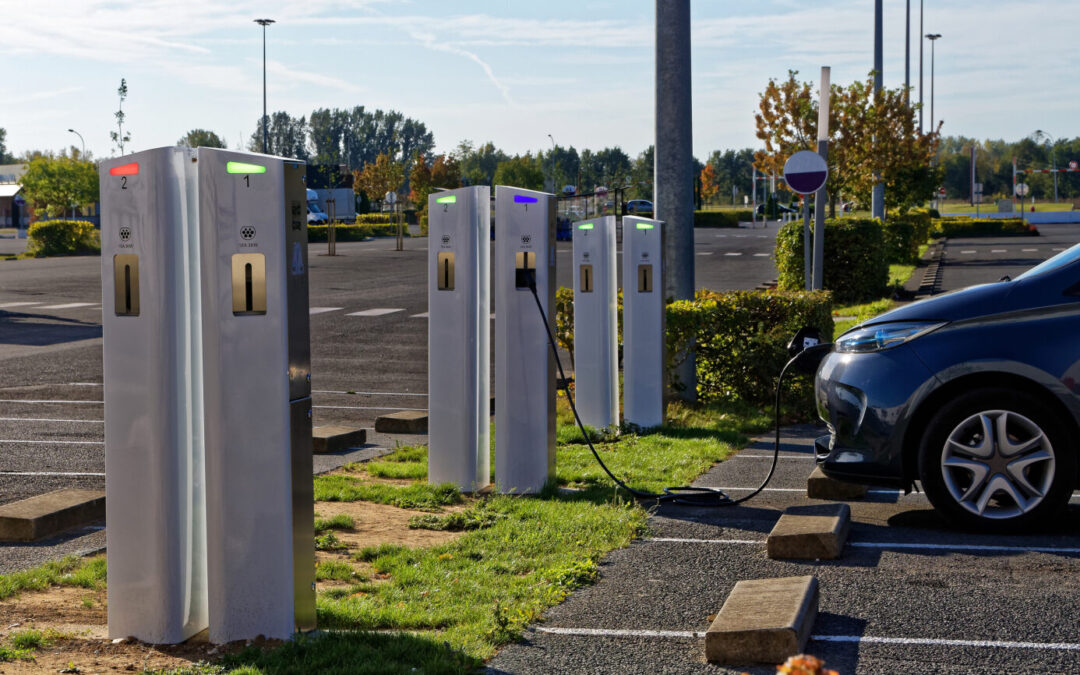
[815,242,1080,530]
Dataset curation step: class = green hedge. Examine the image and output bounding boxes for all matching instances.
[555,287,832,411]
[23,220,100,257]
[308,223,408,242]
[668,290,833,406]
[883,209,934,264]
[355,213,395,225]
[931,217,1038,238]
[693,210,754,228]
[776,218,887,304]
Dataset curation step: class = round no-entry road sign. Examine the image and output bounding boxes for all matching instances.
[1015,183,1030,197]
[783,150,828,195]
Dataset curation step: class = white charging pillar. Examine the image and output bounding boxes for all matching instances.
[198,149,315,642]
[622,216,665,428]
[494,186,556,494]
[100,148,208,643]
[428,186,491,492]
[572,216,619,430]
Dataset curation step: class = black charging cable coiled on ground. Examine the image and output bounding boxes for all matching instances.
[524,273,832,507]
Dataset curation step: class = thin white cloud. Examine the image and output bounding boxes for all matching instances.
[408,28,514,105]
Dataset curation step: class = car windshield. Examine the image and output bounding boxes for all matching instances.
[308,200,324,214]
[1014,241,1080,281]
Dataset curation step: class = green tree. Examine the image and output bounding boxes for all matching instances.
[353,153,405,206]
[754,70,940,215]
[455,140,508,186]
[110,78,131,155]
[178,129,226,148]
[629,146,654,200]
[18,155,99,218]
[493,154,544,191]
[0,128,11,163]
[249,112,309,160]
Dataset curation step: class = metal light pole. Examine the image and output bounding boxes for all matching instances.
[67,129,85,158]
[254,18,275,154]
[905,0,911,106]
[919,0,924,132]
[871,0,885,221]
[926,34,941,133]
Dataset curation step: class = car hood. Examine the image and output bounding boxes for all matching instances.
[862,281,1017,326]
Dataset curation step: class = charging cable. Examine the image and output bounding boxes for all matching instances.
[525,274,832,507]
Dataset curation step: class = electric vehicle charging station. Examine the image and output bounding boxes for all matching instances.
[198,149,315,642]
[428,186,491,492]
[494,186,556,494]
[622,216,665,428]
[100,148,208,643]
[572,216,619,430]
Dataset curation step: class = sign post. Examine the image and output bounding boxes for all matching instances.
[783,151,829,291]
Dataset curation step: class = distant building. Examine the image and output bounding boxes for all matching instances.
[0,163,28,227]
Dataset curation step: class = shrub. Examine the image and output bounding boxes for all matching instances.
[554,287,832,411]
[355,213,395,225]
[667,290,833,407]
[931,217,1037,238]
[693,210,753,228]
[884,208,935,264]
[776,218,887,304]
[23,220,100,257]
[308,222,408,242]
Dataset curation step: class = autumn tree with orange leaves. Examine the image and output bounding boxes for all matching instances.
[754,70,941,217]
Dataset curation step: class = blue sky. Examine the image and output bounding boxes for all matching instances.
[1,0,1077,161]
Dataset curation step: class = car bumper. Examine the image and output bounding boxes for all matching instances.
[814,345,938,488]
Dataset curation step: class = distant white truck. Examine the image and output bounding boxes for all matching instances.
[306,188,356,224]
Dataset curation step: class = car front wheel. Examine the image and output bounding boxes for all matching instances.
[918,389,1075,531]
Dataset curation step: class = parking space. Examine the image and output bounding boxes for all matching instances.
[938,222,1080,292]
[489,425,1080,673]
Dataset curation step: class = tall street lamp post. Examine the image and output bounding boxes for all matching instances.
[67,128,85,158]
[254,18,275,154]
[926,33,941,134]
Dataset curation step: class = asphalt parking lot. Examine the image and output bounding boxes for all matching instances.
[3,221,1080,672]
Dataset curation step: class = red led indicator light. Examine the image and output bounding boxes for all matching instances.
[109,163,139,176]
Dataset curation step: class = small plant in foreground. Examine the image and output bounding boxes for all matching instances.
[314,532,348,551]
[314,514,355,533]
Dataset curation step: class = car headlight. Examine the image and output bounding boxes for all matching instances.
[835,321,946,353]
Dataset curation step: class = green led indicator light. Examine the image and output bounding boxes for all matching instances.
[436,195,457,204]
[226,161,267,174]
[577,222,594,230]
[635,222,655,229]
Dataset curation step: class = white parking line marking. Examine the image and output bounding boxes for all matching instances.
[696,252,714,256]
[0,439,104,445]
[960,250,976,254]
[346,308,405,317]
[68,383,102,387]
[734,235,747,238]
[411,312,429,318]
[757,235,769,238]
[314,405,426,412]
[313,390,427,397]
[0,471,105,477]
[535,627,706,639]
[646,537,1080,556]
[700,486,904,496]
[991,249,1007,253]
[0,302,44,308]
[715,234,728,238]
[811,634,1080,652]
[724,252,743,256]
[0,400,102,405]
[1053,247,1066,251]
[1022,248,1038,252]
[753,253,770,257]
[533,627,1080,652]
[0,417,103,424]
[732,453,813,459]
[309,307,343,315]
[38,302,97,309]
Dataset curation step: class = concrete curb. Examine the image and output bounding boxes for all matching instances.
[807,466,868,500]
[766,503,850,560]
[374,411,428,434]
[705,575,819,665]
[312,426,368,453]
[0,489,105,542]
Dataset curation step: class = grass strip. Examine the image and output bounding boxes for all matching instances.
[0,555,106,601]
[313,514,355,533]
[314,477,462,511]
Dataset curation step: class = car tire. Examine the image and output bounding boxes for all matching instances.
[917,388,1075,532]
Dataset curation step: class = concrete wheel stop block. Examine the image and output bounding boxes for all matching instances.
[0,489,106,542]
[312,426,368,453]
[705,575,819,665]
[807,466,868,500]
[767,503,850,560]
[374,410,428,434]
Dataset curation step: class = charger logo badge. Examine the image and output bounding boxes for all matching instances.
[441,234,451,245]
[119,227,131,242]
[521,234,531,245]
[241,226,257,241]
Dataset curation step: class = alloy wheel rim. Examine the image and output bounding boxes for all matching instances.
[940,409,1055,520]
